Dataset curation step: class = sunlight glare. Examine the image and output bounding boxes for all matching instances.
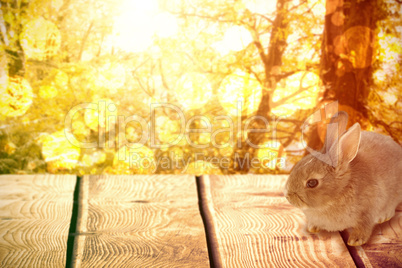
[84,98,117,131]
[174,72,213,110]
[96,61,126,94]
[309,0,325,17]
[218,70,262,116]
[213,26,253,55]
[156,115,182,145]
[256,141,285,170]
[113,0,178,53]
[377,30,401,76]
[42,131,81,172]
[154,12,179,38]
[244,0,277,14]
[380,89,398,106]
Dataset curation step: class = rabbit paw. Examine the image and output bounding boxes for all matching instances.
[347,229,371,247]
[378,217,391,224]
[307,224,321,233]
[378,211,395,224]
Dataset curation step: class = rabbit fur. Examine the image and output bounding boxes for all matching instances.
[284,111,402,246]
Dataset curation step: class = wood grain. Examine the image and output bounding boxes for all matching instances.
[200,175,356,268]
[348,203,402,268]
[72,175,209,268]
[0,175,76,267]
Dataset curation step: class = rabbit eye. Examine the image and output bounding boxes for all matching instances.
[306,179,318,188]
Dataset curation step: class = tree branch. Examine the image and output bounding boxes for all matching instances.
[368,111,402,145]
[57,0,72,23]
[252,40,268,65]
[0,8,9,46]
[78,21,94,61]
[255,14,274,24]
[158,59,170,91]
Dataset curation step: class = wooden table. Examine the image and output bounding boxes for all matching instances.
[0,175,401,267]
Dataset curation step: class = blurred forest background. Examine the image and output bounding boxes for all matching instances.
[0,0,401,175]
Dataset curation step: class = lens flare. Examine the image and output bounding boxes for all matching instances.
[218,70,262,116]
[0,77,33,117]
[113,144,156,174]
[41,131,81,172]
[271,71,321,116]
[175,72,213,110]
[84,99,118,131]
[20,17,61,60]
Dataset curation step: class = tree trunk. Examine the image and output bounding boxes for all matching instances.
[235,0,289,173]
[1,1,28,77]
[308,0,379,151]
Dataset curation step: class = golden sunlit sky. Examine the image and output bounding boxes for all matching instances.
[112,0,179,52]
[111,0,279,53]
[0,0,401,175]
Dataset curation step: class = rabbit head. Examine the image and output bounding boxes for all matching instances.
[285,111,362,209]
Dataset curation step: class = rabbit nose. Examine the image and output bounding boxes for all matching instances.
[283,189,288,198]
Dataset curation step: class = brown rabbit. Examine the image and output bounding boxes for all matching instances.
[284,111,402,246]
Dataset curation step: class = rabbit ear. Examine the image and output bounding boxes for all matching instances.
[324,111,349,152]
[328,122,361,168]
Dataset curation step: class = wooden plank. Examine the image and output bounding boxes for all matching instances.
[72,175,209,268]
[0,175,76,267]
[200,175,356,268]
[347,203,402,268]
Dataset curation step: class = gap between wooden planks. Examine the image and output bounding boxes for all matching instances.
[343,203,402,268]
[0,175,400,267]
[71,175,209,268]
